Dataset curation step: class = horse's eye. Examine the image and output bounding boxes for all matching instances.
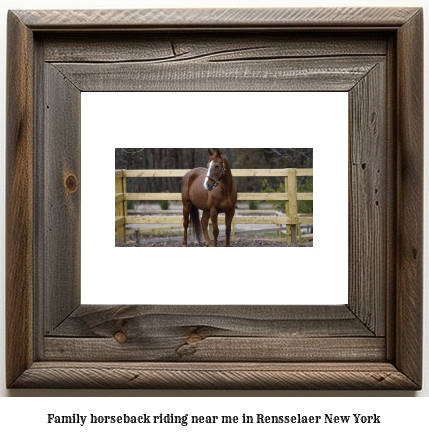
[215,165,219,168]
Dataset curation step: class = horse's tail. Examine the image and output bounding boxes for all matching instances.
[190,204,203,245]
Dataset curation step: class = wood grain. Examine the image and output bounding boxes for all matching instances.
[348,62,386,336]
[43,64,81,332]
[42,305,381,362]
[6,7,423,390]
[53,56,383,92]
[6,11,34,388]
[11,362,418,390]
[44,337,385,362]
[14,8,420,29]
[48,305,373,338]
[42,33,387,63]
[395,9,424,388]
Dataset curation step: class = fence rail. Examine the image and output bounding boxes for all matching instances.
[116,169,314,178]
[115,168,313,244]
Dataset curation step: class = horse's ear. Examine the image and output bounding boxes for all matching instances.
[208,149,213,156]
[216,148,222,157]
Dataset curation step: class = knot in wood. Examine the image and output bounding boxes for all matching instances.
[64,174,78,193]
[114,331,128,343]
[186,333,203,344]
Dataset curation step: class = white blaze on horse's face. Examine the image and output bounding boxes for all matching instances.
[204,161,213,191]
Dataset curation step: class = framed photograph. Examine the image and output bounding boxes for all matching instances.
[6,7,423,389]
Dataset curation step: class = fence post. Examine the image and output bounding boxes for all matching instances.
[285,169,298,244]
[115,170,126,243]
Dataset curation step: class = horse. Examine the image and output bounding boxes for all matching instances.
[181,148,237,247]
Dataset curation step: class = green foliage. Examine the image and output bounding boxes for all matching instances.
[261,179,285,213]
[248,200,260,210]
[261,177,313,214]
[297,176,313,214]
[159,200,170,210]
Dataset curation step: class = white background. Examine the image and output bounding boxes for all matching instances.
[81,92,348,305]
[0,0,428,424]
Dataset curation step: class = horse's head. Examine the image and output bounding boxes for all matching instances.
[204,148,225,191]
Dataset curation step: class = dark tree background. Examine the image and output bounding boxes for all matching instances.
[116,148,313,195]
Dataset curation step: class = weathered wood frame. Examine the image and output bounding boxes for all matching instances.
[6,8,423,389]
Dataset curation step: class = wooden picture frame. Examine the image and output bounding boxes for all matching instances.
[6,8,423,389]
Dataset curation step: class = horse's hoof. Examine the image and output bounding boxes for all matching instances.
[182,242,187,247]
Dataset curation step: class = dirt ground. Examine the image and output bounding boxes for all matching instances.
[116,237,312,248]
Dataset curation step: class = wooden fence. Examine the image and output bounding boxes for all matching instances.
[115,168,313,244]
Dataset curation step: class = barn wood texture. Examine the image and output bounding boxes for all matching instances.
[6,8,423,390]
[43,64,81,334]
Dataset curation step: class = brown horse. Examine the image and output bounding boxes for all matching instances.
[181,149,237,247]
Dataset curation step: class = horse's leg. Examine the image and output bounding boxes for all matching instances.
[225,206,236,247]
[210,209,220,247]
[182,200,191,247]
[201,209,212,247]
